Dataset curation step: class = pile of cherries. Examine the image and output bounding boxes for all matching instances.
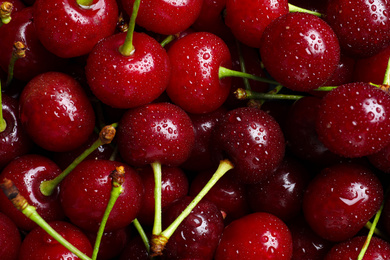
[1,0,390,259]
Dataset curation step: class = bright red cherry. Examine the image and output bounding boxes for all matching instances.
[19,72,96,152]
[33,0,118,58]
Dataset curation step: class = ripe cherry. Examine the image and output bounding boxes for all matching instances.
[0,212,21,260]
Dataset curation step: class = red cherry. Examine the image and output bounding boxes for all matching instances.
[166,32,232,114]
[59,159,144,232]
[121,0,203,35]
[33,0,118,58]
[0,212,21,260]
[214,212,293,259]
[19,72,96,152]
[368,143,390,173]
[0,154,65,231]
[303,162,383,242]
[85,32,171,109]
[260,12,340,92]
[316,82,390,158]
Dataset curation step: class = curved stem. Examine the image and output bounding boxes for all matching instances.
[151,161,163,236]
[219,66,279,85]
[235,88,304,101]
[133,218,150,254]
[288,3,322,17]
[119,0,140,56]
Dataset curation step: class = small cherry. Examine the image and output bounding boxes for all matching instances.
[0,212,21,260]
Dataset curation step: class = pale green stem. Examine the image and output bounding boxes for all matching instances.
[151,162,163,236]
[236,88,304,101]
[383,56,390,86]
[119,0,140,56]
[219,66,279,85]
[288,3,322,17]
[0,80,6,132]
[160,35,176,48]
[133,218,150,254]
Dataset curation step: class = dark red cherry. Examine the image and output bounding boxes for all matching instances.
[18,221,93,260]
[215,212,293,259]
[212,107,285,184]
[5,0,26,12]
[0,7,66,82]
[246,157,310,222]
[166,32,232,114]
[0,212,21,260]
[136,165,189,226]
[33,0,118,58]
[302,162,383,242]
[0,154,65,231]
[85,32,171,109]
[161,196,224,259]
[59,159,144,232]
[324,236,390,260]
[225,0,289,48]
[325,0,390,58]
[19,72,96,152]
[323,53,356,86]
[260,12,340,92]
[117,102,195,167]
[316,82,390,158]
[119,234,150,260]
[121,0,203,35]
[368,143,390,173]
[0,93,33,170]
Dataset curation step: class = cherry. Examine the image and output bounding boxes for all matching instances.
[324,236,390,260]
[119,234,150,260]
[368,144,390,173]
[212,106,285,184]
[19,71,96,152]
[85,32,171,109]
[0,212,21,260]
[0,154,65,231]
[18,221,93,260]
[0,7,66,82]
[323,53,356,87]
[214,212,293,259]
[225,0,289,48]
[315,82,390,158]
[166,31,232,114]
[325,0,390,58]
[4,0,25,13]
[161,196,224,259]
[33,0,118,58]
[246,157,310,222]
[260,12,340,92]
[121,0,203,35]
[302,162,383,242]
[59,159,144,232]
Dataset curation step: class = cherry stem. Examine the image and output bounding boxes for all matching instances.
[235,87,304,101]
[133,218,151,254]
[150,159,234,257]
[358,202,384,260]
[383,56,390,86]
[288,3,322,17]
[40,123,117,196]
[0,178,92,260]
[76,0,93,7]
[0,2,13,26]
[151,161,163,236]
[92,166,125,260]
[313,85,338,91]
[118,0,140,56]
[219,66,279,85]
[236,40,251,91]
[6,41,26,87]
[160,34,176,48]
[0,80,6,132]
[364,221,389,240]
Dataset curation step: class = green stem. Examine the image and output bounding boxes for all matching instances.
[118,0,140,56]
[151,161,163,236]
[364,221,389,240]
[92,167,125,260]
[313,85,338,91]
[160,35,176,48]
[383,56,390,86]
[219,66,279,85]
[0,80,6,132]
[358,202,384,260]
[77,0,93,7]
[133,218,150,254]
[235,88,304,101]
[235,40,251,91]
[6,52,17,87]
[288,3,322,17]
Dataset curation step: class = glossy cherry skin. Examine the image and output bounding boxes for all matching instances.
[0,94,33,170]
[121,0,203,35]
[136,165,189,226]
[324,236,390,260]
[0,212,21,260]
[161,196,225,259]
[33,0,118,58]
[19,72,96,152]
[117,102,195,167]
[59,159,144,232]
[225,0,289,48]
[0,154,65,231]
[302,162,383,242]
[316,82,390,158]
[85,32,170,109]
[260,12,340,92]
[18,221,93,260]
[368,144,390,173]
[246,157,310,222]
[325,0,390,58]
[0,7,66,82]
[215,212,293,259]
[212,107,285,184]
[166,32,232,114]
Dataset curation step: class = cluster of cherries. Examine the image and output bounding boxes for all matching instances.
[1,0,390,259]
